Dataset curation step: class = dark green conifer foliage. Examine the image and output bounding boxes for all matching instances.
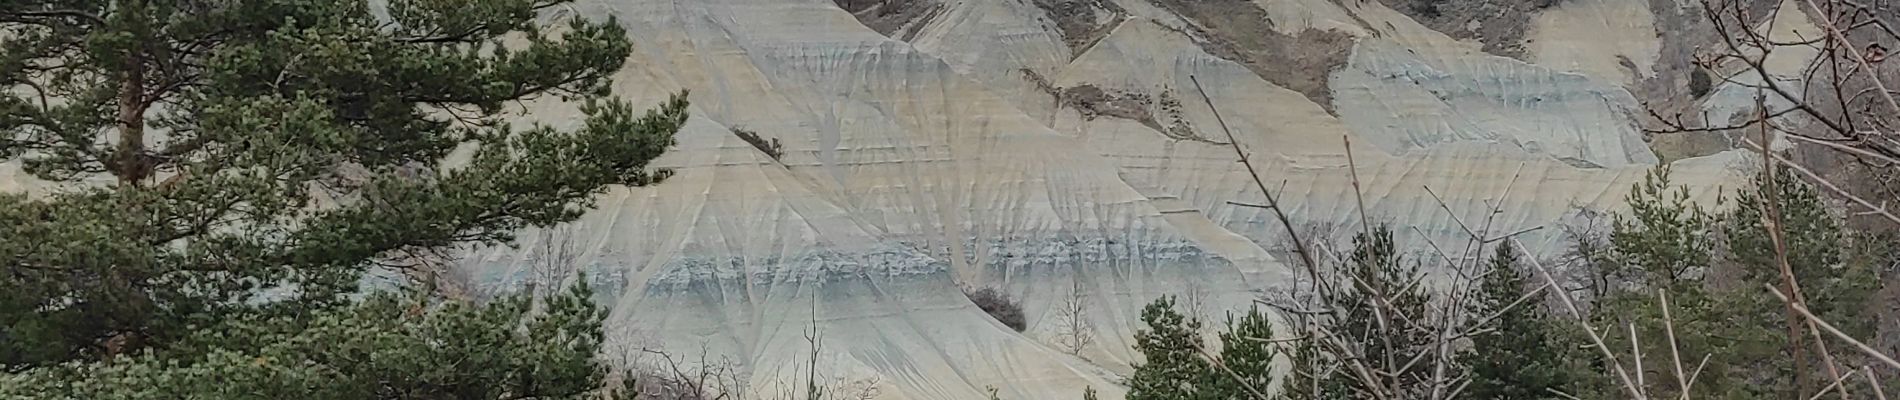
[1281,333,1348,400]
[1125,299,1285,400]
[1723,169,1878,339]
[1716,169,1881,395]
[1330,225,1435,398]
[1588,167,1779,399]
[3,279,621,399]
[1213,306,1277,399]
[1127,296,1216,400]
[1458,244,1580,399]
[1608,166,1719,289]
[0,0,685,374]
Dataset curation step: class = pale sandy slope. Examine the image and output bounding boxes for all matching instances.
[1526,0,1662,87]
[460,1,1285,399]
[467,0,1746,399]
[895,0,1737,255]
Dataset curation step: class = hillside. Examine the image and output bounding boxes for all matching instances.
[2,0,1821,398]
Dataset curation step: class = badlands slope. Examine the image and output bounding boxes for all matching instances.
[469,0,1783,399]
[0,0,1804,398]
[443,0,1804,397]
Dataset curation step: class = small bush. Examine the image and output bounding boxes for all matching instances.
[964,287,1026,331]
[1689,67,1714,99]
[732,126,782,161]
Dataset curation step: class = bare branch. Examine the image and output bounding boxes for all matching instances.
[1547,388,1584,400]
[1345,135,1372,232]
[1683,354,1714,399]
[1661,290,1689,399]
[1455,283,1552,339]
[1766,284,1900,370]
[1807,370,1857,400]
[1744,139,1900,224]
[1191,75,1325,292]
[1631,323,1647,398]
[1226,200,1275,209]
[1867,366,1889,400]
[1755,92,1820,395]
[1513,238,1647,399]
[1482,225,1546,243]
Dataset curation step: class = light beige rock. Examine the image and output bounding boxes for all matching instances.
[1527,0,1662,86]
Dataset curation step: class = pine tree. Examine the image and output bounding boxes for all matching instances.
[1723,169,1878,338]
[0,0,684,369]
[1717,168,1882,395]
[1459,244,1581,399]
[1212,306,1277,399]
[1330,225,1435,398]
[2,279,620,399]
[1126,296,1216,400]
[1281,334,1349,400]
[1588,167,1779,399]
[1274,226,1437,400]
[1609,165,1720,289]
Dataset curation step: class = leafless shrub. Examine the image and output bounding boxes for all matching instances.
[530,224,583,299]
[635,349,751,400]
[1051,279,1096,356]
[1181,281,1212,325]
[617,343,884,400]
[1646,0,1900,226]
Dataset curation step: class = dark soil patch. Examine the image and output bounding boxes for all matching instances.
[834,0,947,41]
[1146,0,1354,114]
[1028,71,1212,141]
[1028,0,1128,58]
[1376,0,1558,59]
[1021,68,1059,95]
[1155,90,1207,142]
[1061,84,1160,132]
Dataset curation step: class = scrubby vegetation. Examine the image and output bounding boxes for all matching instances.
[733,126,784,161]
[964,286,1028,332]
[1120,165,1898,399]
[1689,67,1715,98]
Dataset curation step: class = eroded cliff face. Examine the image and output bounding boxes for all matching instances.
[464,0,1771,399]
[0,0,1800,398]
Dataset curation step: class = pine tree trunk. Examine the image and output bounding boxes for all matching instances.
[112,53,148,187]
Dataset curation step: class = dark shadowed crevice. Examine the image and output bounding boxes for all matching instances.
[1146,0,1354,114]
